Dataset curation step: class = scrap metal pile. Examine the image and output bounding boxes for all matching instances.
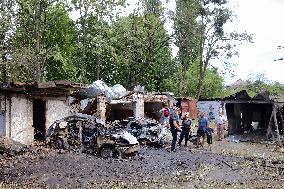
[125,118,170,146]
[46,114,170,158]
[46,114,139,158]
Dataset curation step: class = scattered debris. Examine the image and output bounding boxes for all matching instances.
[0,136,29,156]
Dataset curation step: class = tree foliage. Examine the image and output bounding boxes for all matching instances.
[1,0,276,100]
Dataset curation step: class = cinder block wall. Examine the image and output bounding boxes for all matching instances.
[45,99,72,132]
[10,95,34,145]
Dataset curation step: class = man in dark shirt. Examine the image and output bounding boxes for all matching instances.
[178,112,192,147]
[169,108,181,151]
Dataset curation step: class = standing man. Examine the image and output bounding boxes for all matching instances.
[178,112,192,147]
[215,112,226,141]
[169,107,182,152]
[197,112,208,147]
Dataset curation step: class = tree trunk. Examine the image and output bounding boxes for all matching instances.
[35,0,41,82]
[1,54,8,82]
[79,1,89,83]
[96,55,100,80]
[196,58,205,100]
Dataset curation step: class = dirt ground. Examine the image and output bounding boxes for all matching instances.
[1,134,284,189]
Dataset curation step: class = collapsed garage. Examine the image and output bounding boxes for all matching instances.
[224,90,284,143]
[0,81,84,145]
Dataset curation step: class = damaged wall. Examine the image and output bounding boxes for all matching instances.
[134,94,144,119]
[96,95,106,122]
[107,101,135,121]
[177,98,198,119]
[45,99,72,132]
[226,102,273,135]
[10,95,34,145]
[144,102,162,120]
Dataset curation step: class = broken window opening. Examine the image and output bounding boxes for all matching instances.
[106,102,135,121]
[144,101,163,121]
[33,99,46,141]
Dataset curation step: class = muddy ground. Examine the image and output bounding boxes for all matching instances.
[1,138,284,189]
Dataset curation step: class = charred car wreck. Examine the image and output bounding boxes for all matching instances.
[125,118,169,146]
[46,115,140,158]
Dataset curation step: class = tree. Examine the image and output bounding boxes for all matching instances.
[194,0,252,99]
[11,0,63,82]
[173,0,252,98]
[71,0,125,83]
[0,0,17,82]
[172,0,200,94]
[45,2,78,81]
[164,59,223,98]
[106,1,172,91]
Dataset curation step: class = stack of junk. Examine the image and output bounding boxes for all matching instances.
[46,80,172,158]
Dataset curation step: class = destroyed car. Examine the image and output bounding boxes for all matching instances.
[125,118,169,146]
[46,114,140,158]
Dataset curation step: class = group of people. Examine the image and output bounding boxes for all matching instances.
[160,101,226,152]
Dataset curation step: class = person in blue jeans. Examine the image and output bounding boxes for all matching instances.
[169,108,181,151]
[197,112,208,147]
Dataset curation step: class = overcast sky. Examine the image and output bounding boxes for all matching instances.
[224,0,284,84]
[125,0,284,85]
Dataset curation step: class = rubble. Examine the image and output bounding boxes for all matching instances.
[125,118,170,146]
[0,136,29,156]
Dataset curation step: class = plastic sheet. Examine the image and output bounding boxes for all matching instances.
[84,80,128,100]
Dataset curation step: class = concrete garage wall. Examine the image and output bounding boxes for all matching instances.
[10,95,34,145]
[45,99,71,132]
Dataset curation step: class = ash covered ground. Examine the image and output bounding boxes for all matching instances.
[1,140,284,189]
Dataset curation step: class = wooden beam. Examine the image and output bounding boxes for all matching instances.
[278,110,284,134]
[273,105,282,146]
[266,111,274,139]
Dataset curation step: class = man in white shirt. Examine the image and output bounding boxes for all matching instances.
[215,112,226,141]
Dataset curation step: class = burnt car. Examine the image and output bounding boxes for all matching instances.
[46,114,140,158]
[125,118,169,146]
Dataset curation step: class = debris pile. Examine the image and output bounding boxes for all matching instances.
[0,136,29,156]
[46,114,140,158]
[125,118,170,146]
[46,113,173,158]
